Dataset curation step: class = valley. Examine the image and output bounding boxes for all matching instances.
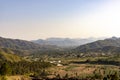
[0,36,119,80]
[1,0,120,79]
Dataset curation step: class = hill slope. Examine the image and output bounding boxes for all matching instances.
[0,47,22,62]
[0,37,57,50]
[74,37,120,54]
[0,37,59,56]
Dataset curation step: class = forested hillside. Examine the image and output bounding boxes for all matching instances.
[74,37,120,54]
[0,37,59,56]
[0,47,22,62]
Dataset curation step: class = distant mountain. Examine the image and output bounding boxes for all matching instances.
[32,37,120,58]
[74,37,120,54]
[32,37,104,47]
[0,37,59,56]
[0,37,58,50]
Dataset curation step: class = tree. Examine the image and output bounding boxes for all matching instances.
[64,73,69,79]
[0,63,12,75]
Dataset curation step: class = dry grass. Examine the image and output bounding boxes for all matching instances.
[47,63,119,78]
[5,75,31,80]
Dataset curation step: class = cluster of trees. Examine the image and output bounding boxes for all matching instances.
[71,58,120,66]
[0,60,119,79]
[0,60,52,76]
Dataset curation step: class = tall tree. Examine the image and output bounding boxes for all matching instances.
[0,63,12,75]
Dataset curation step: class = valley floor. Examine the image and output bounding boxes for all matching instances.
[0,56,120,80]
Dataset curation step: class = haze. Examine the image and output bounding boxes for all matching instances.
[0,0,120,40]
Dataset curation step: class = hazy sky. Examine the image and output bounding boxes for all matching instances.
[0,0,120,40]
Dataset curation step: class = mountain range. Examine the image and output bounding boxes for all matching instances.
[0,36,120,58]
[75,37,120,54]
[32,37,105,47]
[0,37,59,50]
[0,37,59,56]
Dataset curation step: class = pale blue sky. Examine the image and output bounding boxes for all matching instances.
[0,0,120,40]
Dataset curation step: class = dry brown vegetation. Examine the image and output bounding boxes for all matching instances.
[46,62,120,79]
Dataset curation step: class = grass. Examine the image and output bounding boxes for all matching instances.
[45,56,120,79]
[64,65,79,71]
[0,51,22,62]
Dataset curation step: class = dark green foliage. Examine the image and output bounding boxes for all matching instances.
[0,63,12,75]
[0,61,52,76]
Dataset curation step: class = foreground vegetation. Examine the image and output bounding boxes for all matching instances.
[0,35,120,80]
[0,55,119,80]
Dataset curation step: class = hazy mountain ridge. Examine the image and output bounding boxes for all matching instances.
[0,36,120,57]
[74,37,120,54]
[0,37,58,50]
[32,37,104,47]
[0,37,59,56]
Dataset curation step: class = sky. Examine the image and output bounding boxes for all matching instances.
[0,0,120,40]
